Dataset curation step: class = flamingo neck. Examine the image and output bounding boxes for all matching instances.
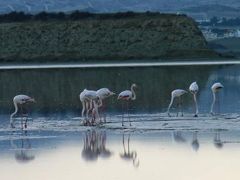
[210,91,216,114]
[10,101,18,126]
[193,94,198,115]
[10,101,18,118]
[131,86,136,100]
[167,95,174,113]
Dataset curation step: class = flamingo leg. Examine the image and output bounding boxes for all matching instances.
[127,134,130,154]
[24,116,28,129]
[20,105,24,129]
[127,101,131,126]
[10,114,15,128]
[122,134,126,153]
[176,98,180,117]
[193,94,198,117]
[81,101,86,119]
[122,101,124,126]
[88,101,94,124]
[85,101,89,119]
[93,100,100,124]
[217,93,220,115]
[180,97,184,117]
[102,102,107,123]
[24,104,28,128]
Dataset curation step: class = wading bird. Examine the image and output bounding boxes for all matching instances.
[10,95,36,128]
[118,84,137,126]
[80,89,90,119]
[96,88,115,122]
[189,82,199,117]
[210,82,224,115]
[167,89,187,117]
[80,89,100,125]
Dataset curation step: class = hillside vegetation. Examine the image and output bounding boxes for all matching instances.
[0,12,219,63]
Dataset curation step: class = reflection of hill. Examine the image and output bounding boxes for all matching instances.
[0,65,215,114]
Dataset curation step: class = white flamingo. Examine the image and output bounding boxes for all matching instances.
[210,82,224,115]
[10,95,36,128]
[189,82,199,117]
[118,84,137,126]
[80,89,100,124]
[80,89,91,119]
[167,89,187,117]
[96,88,115,122]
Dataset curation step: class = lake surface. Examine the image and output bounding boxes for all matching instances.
[0,63,240,180]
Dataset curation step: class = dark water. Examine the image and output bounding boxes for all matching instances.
[0,64,239,115]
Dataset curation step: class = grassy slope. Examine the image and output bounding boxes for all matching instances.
[210,37,240,57]
[0,14,219,63]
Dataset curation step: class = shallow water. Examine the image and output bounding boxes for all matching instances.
[1,124,240,180]
[1,64,240,179]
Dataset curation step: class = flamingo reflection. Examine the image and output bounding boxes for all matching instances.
[119,133,139,168]
[172,131,187,143]
[81,130,112,161]
[10,130,35,163]
[213,131,224,149]
[191,131,200,152]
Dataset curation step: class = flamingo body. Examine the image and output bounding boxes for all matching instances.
[118,90,133,100]
[96,88,115,100]
[84,90,99,100]
[189,82,199,117]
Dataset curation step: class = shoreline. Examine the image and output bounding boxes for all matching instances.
[0,60,239,70]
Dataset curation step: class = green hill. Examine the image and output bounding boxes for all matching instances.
[0,12,219,63]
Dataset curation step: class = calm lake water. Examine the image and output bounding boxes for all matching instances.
[1,64,240,180]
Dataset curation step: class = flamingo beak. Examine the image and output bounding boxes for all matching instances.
[31,98,36,103]
[110,92,116,95]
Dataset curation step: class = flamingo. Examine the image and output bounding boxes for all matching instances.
[189,82,199,117]
[96,88,115,122]
[118,84,137,126]
[80,89,91,119]
[10,95,36,128]
[80,89,101,125]
[167,89,187,117]
[210,82,224,115]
